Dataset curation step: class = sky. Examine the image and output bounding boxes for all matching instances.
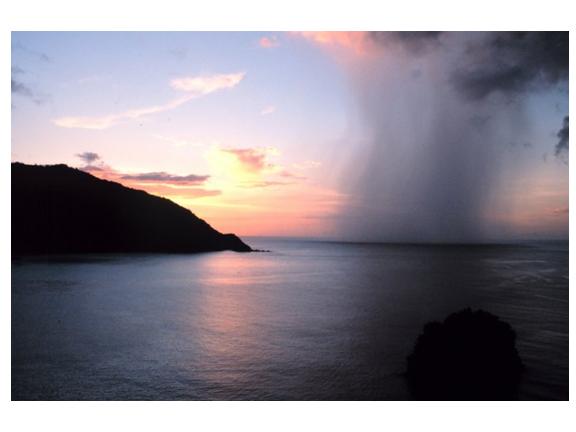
[11,32,569,241]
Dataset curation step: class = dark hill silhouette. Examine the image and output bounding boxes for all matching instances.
[406,308,523,400]
[12,163,252,255]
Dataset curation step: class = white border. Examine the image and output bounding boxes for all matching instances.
[1,2,573,432]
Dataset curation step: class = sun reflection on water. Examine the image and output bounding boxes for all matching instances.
[190,252,278,391]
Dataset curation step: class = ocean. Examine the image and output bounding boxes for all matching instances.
[11,238,568,400]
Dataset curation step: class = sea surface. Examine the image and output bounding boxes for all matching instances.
[12,238,569,400]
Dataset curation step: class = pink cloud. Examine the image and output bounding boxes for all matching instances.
[259,36,279,48]
[294,31,373,55]
[240,180,295,188]
[220,148,271,173]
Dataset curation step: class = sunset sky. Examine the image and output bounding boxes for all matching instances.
[11,32,569,240]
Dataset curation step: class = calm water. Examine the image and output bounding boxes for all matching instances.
[12,238,568,400]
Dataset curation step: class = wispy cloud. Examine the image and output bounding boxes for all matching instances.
[292,160,321,170]
[11,65,49,105]
[54,72,245,130]
[75,153,217,200]
[120,172,209,185]
[260,105,276,115]
[170,72,244,94]
[54,94,194,130]
[240,180,294,188]
[12,42,52,62]
[259,36,279,49]
[277,169,306,180]
[11,79,34,98]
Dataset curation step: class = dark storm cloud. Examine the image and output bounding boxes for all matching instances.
[335,31,571,242]
[454,32,568,100]
[120,172,210,185]
[331,31,568,242]
[369,31,443,53]
[76,152,101,165]
[555,116,569,156]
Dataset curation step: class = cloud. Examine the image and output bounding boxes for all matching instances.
[220,147,272,173]
[453,32,568,100]
[76,152,110,174]
[54,94,194,129]
[11,66,48,105]
[12,42,52,62]
[76,151,101,165]
[369,31,443,53]
[555,116,569,157]
[54,72,245,130]
[259,36,279,48]
[11,79,33,98]
[260,105,276,115]
[240,180,295,188]
[75,153,218,200]
[295,32,371,55]
[11,79,48,105]
[299,32,568,101]
[120,172,209,185]
[208,146,309,189]
[292,31,568,241]
[296,31,443,56]
[170,72,245,94]
[277,169,306,180]
[292,160,321,170]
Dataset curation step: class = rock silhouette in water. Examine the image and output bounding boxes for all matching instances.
[12,163,252,255]
[406,308,523,400]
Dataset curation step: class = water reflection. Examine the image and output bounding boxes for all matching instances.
[12,241,568,400]
[191,252,276,396]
